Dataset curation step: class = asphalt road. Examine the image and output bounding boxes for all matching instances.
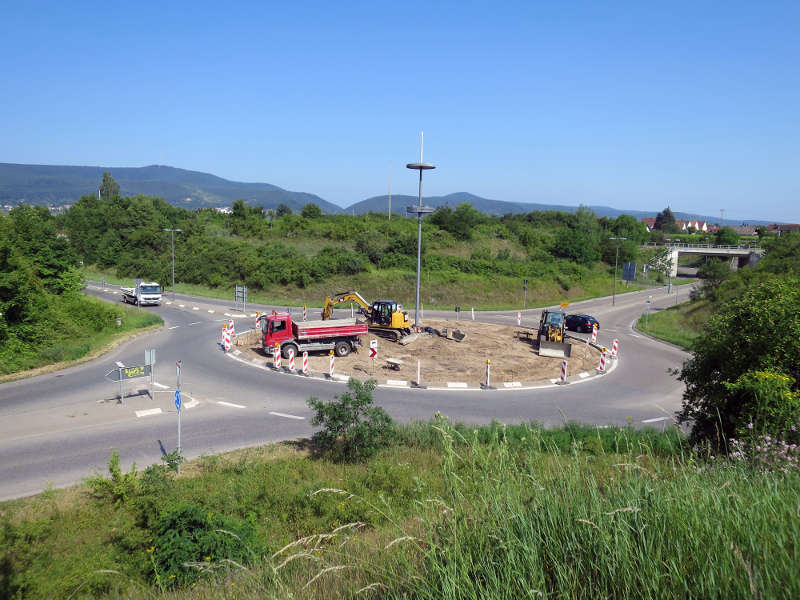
[0,282,694,500]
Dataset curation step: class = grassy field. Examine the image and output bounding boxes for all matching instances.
[0,295,162,380]
[2,419,798,599]
[82,265,670,311]
[637,299,712,350]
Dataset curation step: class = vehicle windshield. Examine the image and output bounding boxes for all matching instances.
[141,285,161,294]
[545,312,564,326]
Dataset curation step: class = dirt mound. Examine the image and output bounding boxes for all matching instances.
[241,318,600,386]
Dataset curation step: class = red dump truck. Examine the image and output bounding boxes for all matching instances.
[261,313,368,358]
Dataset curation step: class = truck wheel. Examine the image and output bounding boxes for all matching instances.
[281,343,298,360]
[334,341,351,357]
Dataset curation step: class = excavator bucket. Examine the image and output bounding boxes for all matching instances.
[538,340,572,358]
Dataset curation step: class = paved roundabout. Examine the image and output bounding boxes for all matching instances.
[0,282,693,500]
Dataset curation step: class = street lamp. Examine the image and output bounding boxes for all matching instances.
[406,132,435,329]
[163,228,182,301]
[609,237,627,306]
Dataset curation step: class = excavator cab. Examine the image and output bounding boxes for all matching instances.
[321,291,412,341]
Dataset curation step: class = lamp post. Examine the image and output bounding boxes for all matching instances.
[163,228,182,301]
[609,237,627,306]
[406,132,435,329]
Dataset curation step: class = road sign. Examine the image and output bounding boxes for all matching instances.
[104,364,151,382]
[369,339,378,359]
[145,349,156,366]
[175,390,182,412]
[622,262,637,282]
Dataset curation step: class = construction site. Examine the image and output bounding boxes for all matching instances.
[233,291,604,386]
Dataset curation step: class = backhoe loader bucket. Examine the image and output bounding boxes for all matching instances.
[538,340,572,358]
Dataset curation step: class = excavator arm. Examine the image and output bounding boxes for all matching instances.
[321,291,371,320]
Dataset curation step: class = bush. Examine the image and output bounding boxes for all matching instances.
[85,450,138,506]
[150,503,258,587]
[307,378,395,462]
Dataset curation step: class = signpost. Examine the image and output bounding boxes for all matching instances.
[645,295,652,327]
[104,363,152,403]
[144,349,156,384]
[369,339,377,374]
[175,361,182,474]
[523,279,528,311]
[622,263,636,283]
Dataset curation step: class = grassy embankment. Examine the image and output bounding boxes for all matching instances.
[637,298,712,350]
[0,294,162,380]
[2,419,798,599]
[82,265,678,312]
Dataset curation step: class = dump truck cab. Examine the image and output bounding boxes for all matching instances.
[537,309,572,358]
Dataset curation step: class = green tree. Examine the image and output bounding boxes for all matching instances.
[715,226,740,246]
[696,258,731,300]
[99,172,120,201]
[654,207,679,233]
[677,277,800,447]
[307,378,395,462]
[300,203,323,219]
[276,203,292,217]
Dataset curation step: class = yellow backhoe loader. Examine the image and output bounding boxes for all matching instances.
[537,309,572,358]
[321,291,412,341]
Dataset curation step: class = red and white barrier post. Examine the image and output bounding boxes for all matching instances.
[558,359,568,384]
[255,312,260,330]
[611,338,619,360]
[597,347,607,374]
[288,347,295,372]
[228,319,235,337]
[591,324,598,345]
[221,322,227,347]
[273,344,281,369]
[303,305,307,321]
[223,326,231,352]
[302,351,309,375]
[517,310,521,326]
[329,350,335,378]
[481,358,495,390]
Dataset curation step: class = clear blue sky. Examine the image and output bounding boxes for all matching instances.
[2,1,798,222]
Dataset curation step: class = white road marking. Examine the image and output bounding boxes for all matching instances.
[332,374,350,382]
[190,322,202,325]
[135,408,162,418]
[250,358,261,363]
[165,301,172,305]
[217,401,246,409]
[208,309,215,313]
[447,382,468,388]
[184,399,199,409]
[233,349,242,356]
[629,334,641,338]
[269,411,304,420]
[578,372,590,379]
[168,326,180,330]
[250,313,257,317]
[642,416,671,423]
[386,379,409,387]
[224,312,231,316]
[503,382,522,388]
[549,378,559,384]
[152,381,168,389]
[178,304,185,308]
[192,306,199,310]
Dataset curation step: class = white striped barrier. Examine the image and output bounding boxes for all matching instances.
[591,324,598,345]
[273,345,281,369]
[329,350,335,378]
[255,312,260,330]
[558,359,568,385]
[302,351,309,375]
[228,319,235,337]
[303,305,307,321]
[517,311,521,326]
[482,359,495,390]
[597,347,607,374]
[471,307,475,320]
[223,327,231,352]
[611,338,619,360]
[221,323,227,347]
[288,347,295,372]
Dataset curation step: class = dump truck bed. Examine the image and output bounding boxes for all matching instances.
[292,318,368,341]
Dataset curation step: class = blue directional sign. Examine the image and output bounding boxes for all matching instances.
[174,390,182,412]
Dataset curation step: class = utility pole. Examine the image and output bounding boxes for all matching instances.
[609,237,627,306]
[406,132,435,329]
[163,228,182,301]
[388,165,392,220]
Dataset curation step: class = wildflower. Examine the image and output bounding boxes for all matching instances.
[747,422,754,430]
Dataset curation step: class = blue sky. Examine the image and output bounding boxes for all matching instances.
[1,1,798,222]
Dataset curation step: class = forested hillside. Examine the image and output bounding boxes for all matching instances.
[0,205,160,375]
[61,185,657,308]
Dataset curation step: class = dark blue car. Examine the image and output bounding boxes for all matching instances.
[565,314,599,333]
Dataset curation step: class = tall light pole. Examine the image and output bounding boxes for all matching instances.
[163,228,182,301]
[406,132,435,329]
[609,237,627,306]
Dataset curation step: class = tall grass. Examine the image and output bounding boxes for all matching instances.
[637,299,711,350]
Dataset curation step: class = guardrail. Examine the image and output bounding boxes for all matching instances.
[644,242,762,251]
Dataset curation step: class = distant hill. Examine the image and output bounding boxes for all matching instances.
[0,163,340,213]
[345,192,775,226]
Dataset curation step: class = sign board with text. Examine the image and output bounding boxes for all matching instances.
[105,364,152,382]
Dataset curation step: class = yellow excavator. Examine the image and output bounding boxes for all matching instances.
[321,291,412,341]
[537,304,572,358]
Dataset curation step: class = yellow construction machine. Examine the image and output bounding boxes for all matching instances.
[537,307,572,358]
[321,291,412,341]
